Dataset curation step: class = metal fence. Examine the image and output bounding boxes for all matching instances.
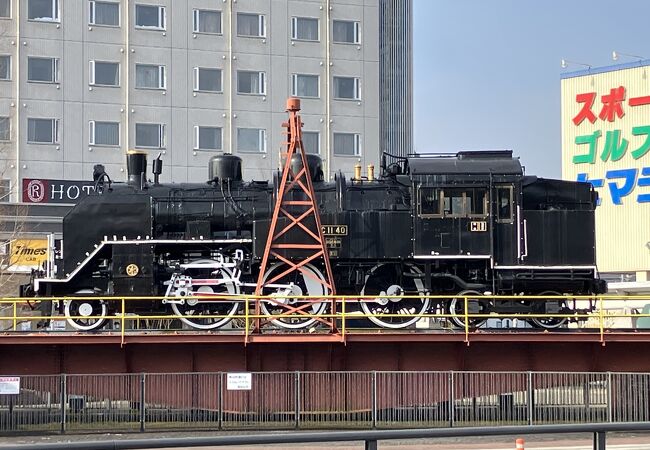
[2,370,650,435]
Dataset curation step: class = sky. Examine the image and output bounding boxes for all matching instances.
[413,0,650,178]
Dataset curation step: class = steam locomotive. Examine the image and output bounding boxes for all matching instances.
[23,149,606,331]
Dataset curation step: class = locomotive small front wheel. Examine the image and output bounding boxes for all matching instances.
[447,290,489,328]
[64,290,108,331]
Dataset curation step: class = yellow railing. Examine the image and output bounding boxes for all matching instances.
[1,294,650,345]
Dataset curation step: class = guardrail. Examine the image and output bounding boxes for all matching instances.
[2,294,650,344]
[1,370,650,435]
[6,422,650,449]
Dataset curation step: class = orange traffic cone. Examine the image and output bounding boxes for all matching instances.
[515,438,525,449]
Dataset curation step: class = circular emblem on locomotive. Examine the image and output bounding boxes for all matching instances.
[26,179,46,203]
[126,264,139,277]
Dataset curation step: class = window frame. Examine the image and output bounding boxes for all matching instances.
[418,186,490,219]
[193,67,223,93]
[193,125,223,151]
[0,55,10,81]
[27,0,60,22]
[291,16,320,42]
[135,122,166,149]
[134,4,166,30]
[237,127,266,153]
[291,73,320,98]
[333,132,361,157]
[135,63,166,90]
[417,186,443,219]
[302,131,320,155]
[27,57,59,84]
[332,19,360,44]
[192,8,222,35]
[27,118,59,144]
[333,76,360,100]
[495,185,514,223]
[89,60,120,87]
[236,12,266,38]
[88,0,120,27]
[0,0,12,19]
[89,120,120,147]
[0,179,10,202]
[236,70,266,96]
[0,116,10,142]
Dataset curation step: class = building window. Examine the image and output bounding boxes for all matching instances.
[193,9,221,34]
[333,20,360,44]
[333,133,361,156]
[0,55,10,80]
[194,126,222,151]
[237,70,265,95]
[135,4,165,30]
[193,67,222,93]
[237,13,265,38]
[291,17,319,41]
[28,0,59,22]
[89,121,119,146]
[135,123,165,149]
[237,128,266,153]
[0,0,10,18]
[27,118,59,144]
[0,180,9,201]
[292,74,319,98]
[89,1,120,27]
[89,61,119,86]
[27,57,59,83]
[302,131,320,154]
[0,117,10,141]
[135,64,166,89]
[333,76,360,100]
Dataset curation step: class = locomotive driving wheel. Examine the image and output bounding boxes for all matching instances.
[447,290,489,328]
[64,289,108,331]
[360,264,430,329]
[170,260,240,330]
[528,290,569,329]
[259,262,329,329]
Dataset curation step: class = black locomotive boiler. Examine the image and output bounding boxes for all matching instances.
[23,150,606,331]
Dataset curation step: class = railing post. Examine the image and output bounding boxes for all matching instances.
[607,372,613,423]
[365,440,378,450]
[12,300,17,331]
[527,371,533,425]
[463,297,469,344]
[218,372,224,430]
[294,371,300,429]
[449,371,455,427]
[593,431,606,450]
[139,373,146,432]
[59,374,66,434]
[371,371,377,429]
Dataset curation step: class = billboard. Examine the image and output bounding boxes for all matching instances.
[561,61,650,274]
[22,178,96,204]
[8,239,48,270]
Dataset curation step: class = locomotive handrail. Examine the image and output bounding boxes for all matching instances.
[2,294,650,345]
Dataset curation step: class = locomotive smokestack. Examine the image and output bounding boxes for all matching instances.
[126,150,147,189]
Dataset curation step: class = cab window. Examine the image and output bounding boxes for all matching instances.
[496,186,513,222]
[419,187,441,217]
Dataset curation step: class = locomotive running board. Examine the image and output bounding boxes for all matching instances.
[33,238,252,291]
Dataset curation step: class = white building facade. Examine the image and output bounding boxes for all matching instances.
[0,0,381,201]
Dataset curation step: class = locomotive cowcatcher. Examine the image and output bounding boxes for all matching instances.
[22,128,606,331]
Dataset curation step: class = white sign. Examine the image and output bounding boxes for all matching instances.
[0,377,20,395]
[227,373,252,391]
